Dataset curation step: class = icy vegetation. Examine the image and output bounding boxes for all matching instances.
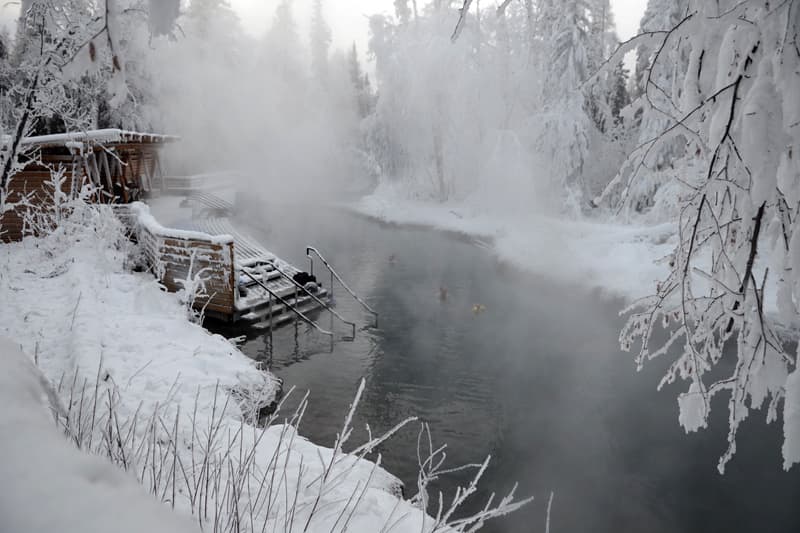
[0,0,799,529]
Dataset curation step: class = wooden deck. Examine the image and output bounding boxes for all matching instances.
[118,203,331,329]
[191,217,330,325]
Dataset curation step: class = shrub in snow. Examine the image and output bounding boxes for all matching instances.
[173,249,212,325]
[47,370,531,533]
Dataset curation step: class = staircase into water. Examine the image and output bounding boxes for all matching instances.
[177,192,370,341]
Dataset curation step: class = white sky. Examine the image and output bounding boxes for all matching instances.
[230,0,649,52]
[0,0,648,56]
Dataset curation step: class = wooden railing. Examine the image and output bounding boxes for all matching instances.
[118,203,236,319]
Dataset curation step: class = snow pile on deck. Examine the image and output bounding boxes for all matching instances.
[356,184,676,301]
[0,338,201,533]
[128,201,235,244]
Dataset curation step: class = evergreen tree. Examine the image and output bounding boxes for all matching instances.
[584,0,622,133]
[394,0,412,24]
[634,0,687,97]
[263,0,304,82]
[544,0,592,94]
[0,28,8,63]
[348,43,374,118]
[348,43,362,89]
[0,27,11,130]
[309,0,332,84]
[610,61,631,124]
[186,0,238,39]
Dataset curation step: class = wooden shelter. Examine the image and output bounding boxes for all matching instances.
[1,131,359,335]
[1,129,175,242]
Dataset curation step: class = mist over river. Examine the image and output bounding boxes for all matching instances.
[220,204,800,533]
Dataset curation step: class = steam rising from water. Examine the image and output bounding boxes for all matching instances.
[151,5,365,203]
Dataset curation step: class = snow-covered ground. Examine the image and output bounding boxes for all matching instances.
[0,204,517,532]
[355,185,676,302]
[0,338,202,533]
[0,206,280,438]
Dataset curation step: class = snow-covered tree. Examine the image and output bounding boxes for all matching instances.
[394,0,412,25]
[595,0,691,214]
[309,0,332,85]
[185,0,238,38]
[0,0,139,228]
[348,43,374,118]
[533,0,610,208]
[0,27,12,122]
[262,0,304,83]
[365,0,629,212]
[633,0,687,97]
[609,60,631,125]
[614,0,800,472]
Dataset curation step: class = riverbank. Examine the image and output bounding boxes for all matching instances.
[0,205,519,532]
[354,187,676,303]
[229,202,800,533]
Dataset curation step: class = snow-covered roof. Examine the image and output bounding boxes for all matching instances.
[15,129,178,149]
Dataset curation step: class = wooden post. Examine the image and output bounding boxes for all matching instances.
[155,153,165,193]
[228,241,236,319]
[141,151,153,192]
[119,152,130,203]
[99,150,114,195]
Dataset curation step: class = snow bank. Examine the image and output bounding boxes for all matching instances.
[0,205,499,532]
[0,337,201,533]
[0,206,269,426]
[355,185,675,301]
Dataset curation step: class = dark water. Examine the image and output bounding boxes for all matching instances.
[227,204,800,533]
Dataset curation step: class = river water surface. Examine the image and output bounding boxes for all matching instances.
[225,204,800,533]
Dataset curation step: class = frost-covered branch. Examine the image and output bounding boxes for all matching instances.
[616,0,800,472]
[451,0,474,42]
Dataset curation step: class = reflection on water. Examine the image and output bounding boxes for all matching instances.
[225,204,800,533]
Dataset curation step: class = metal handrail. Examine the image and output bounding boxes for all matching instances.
[240,269,333,338]
[271,265,357,340]
[306,246,379,327]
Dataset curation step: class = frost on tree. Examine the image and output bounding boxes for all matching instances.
[366,0,626,212]
[310,0,332,84]
[613,1,800,472]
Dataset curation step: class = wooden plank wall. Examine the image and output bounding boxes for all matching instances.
[0,168,77,243]
[117,205,237,319]
[1,146,162,242]
[158,238,236,317]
